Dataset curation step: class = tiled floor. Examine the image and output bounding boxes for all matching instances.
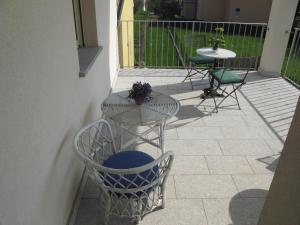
[73,69,299,225]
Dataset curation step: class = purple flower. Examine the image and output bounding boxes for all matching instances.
[128,82,152,99]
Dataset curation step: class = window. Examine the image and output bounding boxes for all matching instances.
[235,8,241,17]
[72,0,101,77]
[72,0,84,47]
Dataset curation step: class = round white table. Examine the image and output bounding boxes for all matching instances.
[197,47,237,98]
[196,48,236,59]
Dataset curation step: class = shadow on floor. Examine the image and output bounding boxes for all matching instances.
[229,189,268,225]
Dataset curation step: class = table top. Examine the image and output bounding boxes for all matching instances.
[101,91,180,126]
[196,48,236,59]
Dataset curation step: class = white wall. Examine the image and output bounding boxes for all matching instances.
[0,0,118,225]
[259,0,298,76]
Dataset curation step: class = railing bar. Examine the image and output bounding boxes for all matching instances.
[172,21,176,66]
[253,24,259,64]
[144,20,147,67]
[167,21,170,67]
[177,22,181,67]
[255,25,265,69]
[127,21,130,67]
[198,21,201,34]
[241,24,247,57]
[231,23,236,51]
[289,31,300,80]
[150,21,153,67]
[190,21,195,59]
[237,23,242,57]
[245,24,253,57]
[161,21,164,67]
[139,21,141,67]
[222,22,225,67]
[185,22,189,66]
[155,21,158,67]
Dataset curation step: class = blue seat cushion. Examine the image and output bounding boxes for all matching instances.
[102,150,159,189]
[212,69,244,84]
[189,55,215,64]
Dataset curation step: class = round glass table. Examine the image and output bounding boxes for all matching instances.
[101,90,180,152]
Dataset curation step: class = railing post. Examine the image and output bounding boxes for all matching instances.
[255,25,266,70]
[284,28,299,77]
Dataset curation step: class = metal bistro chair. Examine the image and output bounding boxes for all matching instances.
[74,119,174,225]
[182,34,215,90]
[203,57,254,113]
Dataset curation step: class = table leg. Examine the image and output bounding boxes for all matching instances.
[201,59,224,99]
[115,122,123,151]
[159,122,166,153]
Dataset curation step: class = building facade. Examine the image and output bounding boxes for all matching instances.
[182,0,273,23]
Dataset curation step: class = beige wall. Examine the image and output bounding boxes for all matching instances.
[258,97,300,225]
[225,0,273,23]
[193,0,272,23]
[0,0,117,225]
[118,0,135,68]
[197,0,226,21]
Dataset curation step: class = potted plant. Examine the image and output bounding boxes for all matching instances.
[208,27,226,51]
[128,82,152,105]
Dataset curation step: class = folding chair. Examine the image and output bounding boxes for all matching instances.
[182,35,215,90]
[201,57,254,113]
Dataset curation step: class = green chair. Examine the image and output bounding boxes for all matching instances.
[182,35,215,90]
[202,57,254,113]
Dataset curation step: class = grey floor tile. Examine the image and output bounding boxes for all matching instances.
[174,175,238,198]
[205,156,253,174]
[140,199,208,225]
[177,127,224,139]
[203,115,247,127]
[221,126,271,139]
[165,139,222,155]
[171,156,209,175]
[219,140,273,155]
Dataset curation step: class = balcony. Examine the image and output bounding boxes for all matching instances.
[72,68,299,225]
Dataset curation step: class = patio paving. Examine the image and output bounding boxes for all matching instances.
[72,69,299,225]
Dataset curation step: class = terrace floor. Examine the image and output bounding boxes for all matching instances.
[73,69,300,225]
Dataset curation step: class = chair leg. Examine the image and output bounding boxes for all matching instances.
[183,68,192,83]
[212,95,218,113]
[232,84,241,110]
[215,84,243,110]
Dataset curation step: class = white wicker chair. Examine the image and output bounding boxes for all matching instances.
[74,119,174,225]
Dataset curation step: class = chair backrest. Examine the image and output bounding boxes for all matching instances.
[224,57,256,71]
[223,57,256,81]
[184,34,207,48]
[74,119,117,169]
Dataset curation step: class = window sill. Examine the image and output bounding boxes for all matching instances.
[78,46,103,77]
